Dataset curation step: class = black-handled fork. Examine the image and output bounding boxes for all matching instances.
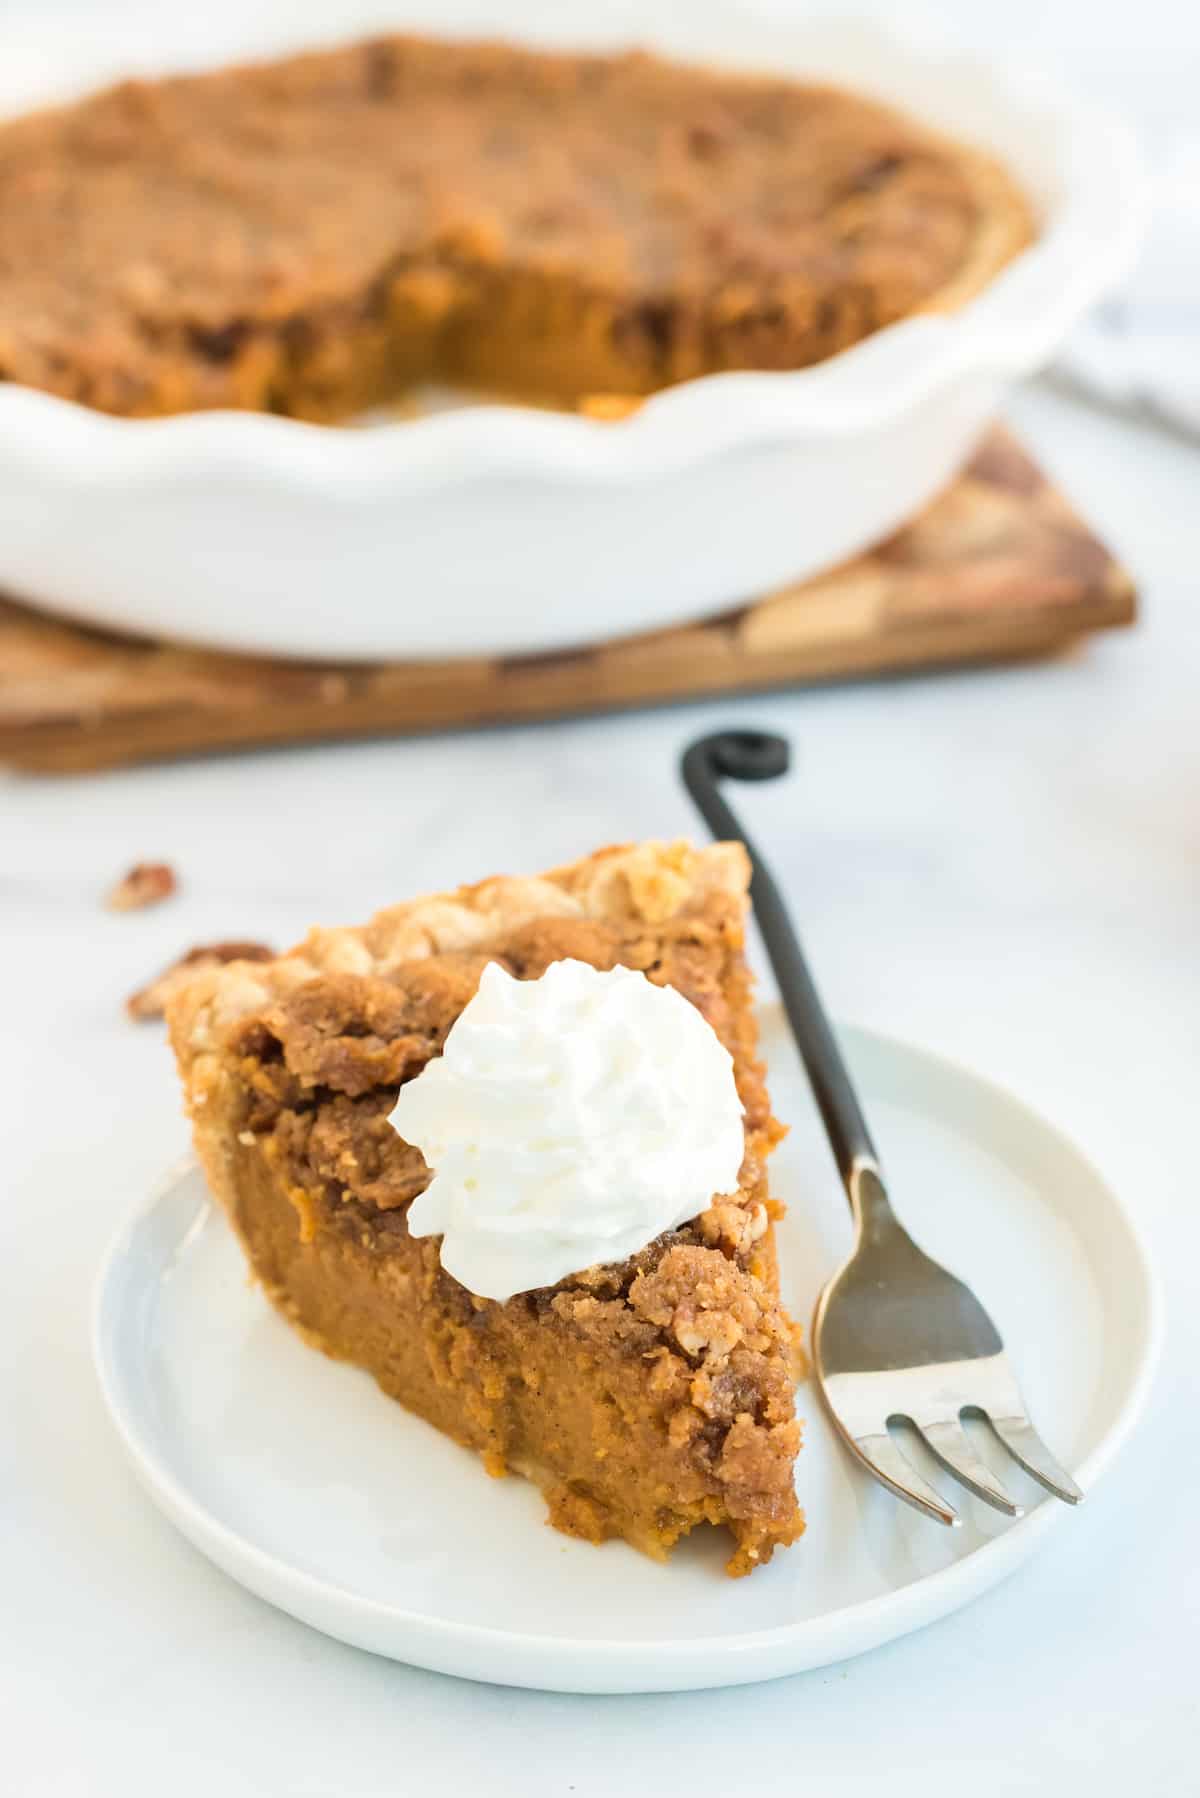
[682,728,1082,1525]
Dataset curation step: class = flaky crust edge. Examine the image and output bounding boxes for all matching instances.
[167,838,750,1095]
[920,140,1036,316]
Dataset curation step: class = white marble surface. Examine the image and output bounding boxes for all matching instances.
[2,384,1196,1793]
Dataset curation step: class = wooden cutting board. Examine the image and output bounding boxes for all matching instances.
[0,428,1135,775]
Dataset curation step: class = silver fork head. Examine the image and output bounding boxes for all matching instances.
[813,1162,1084,1526]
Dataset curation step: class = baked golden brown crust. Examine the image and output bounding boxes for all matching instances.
[0,36,1034,418]
[169,840,752,1059]
[168,841,805,1575]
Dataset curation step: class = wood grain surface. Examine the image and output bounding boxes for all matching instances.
[0,428,1135,774]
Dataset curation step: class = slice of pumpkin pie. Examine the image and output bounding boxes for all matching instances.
[167,841,804,1575]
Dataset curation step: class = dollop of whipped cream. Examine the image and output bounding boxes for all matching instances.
[391,958,745,1302]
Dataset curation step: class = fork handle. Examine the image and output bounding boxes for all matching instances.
[681,729,878,1188]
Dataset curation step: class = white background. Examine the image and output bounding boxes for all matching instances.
[3,2,1199,1792]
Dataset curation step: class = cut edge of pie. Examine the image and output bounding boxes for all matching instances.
[167,840,805,1576]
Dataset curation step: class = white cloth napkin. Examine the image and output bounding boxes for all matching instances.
[1054,136,1200,438]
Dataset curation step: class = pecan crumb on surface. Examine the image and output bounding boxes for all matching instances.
[127,940,274,1022]
[106,861,178,912]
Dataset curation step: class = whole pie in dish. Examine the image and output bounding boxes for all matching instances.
[0,34,1034,418]
[167,841,805,1575]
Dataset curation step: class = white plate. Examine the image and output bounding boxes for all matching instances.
[0,1,1142,661]
[93,1016,1160,1693]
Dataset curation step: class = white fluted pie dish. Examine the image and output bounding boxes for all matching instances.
[0,1,1142,661]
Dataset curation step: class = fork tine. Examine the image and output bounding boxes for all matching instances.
[846,1431,961,1527]
[917,1419,1023,1517]
[986,1414,1084,1504]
